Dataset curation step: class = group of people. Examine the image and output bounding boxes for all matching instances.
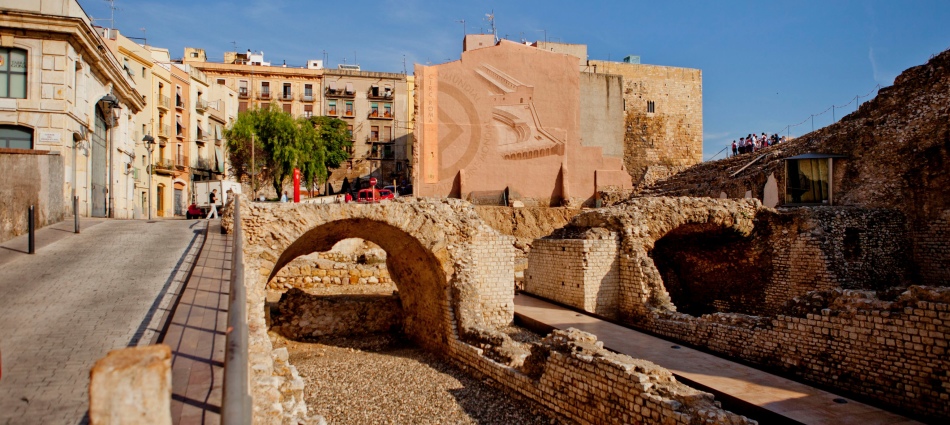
[731,133,787,156]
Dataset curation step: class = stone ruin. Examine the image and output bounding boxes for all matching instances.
[227,198,757,425]
[224,49,950,425]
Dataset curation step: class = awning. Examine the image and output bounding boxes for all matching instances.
[784,153,848,160]
[345,82,354,93]
[328,81,337,91]
[215,147,225,173]
[215,124,222,140]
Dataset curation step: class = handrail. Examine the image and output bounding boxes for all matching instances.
[222,196,252,424]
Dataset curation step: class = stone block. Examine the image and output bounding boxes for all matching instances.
[88,344,172,425]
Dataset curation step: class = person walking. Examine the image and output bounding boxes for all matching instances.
[206,189,219,219]
[281,191,288,203]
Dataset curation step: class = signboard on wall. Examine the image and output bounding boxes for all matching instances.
[39,131,61,144]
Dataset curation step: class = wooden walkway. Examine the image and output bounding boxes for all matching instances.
[514,294,921,425]
[161,221,231,425]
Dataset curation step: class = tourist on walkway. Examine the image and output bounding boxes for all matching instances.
[281,191,288,203]
[731,140,738,157]
[206,189,219,219]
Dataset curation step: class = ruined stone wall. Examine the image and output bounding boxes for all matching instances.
[637,287,950,420]
[762,208,911,313]
[639,50,950,285]
[542,198,939,419]
[586,61,703,184]
[526,233,621,317]
[268,256,392,291]
[448,329,754,425]
[271,289,402,340]
[913,210,950,285]
[468,232,517,327]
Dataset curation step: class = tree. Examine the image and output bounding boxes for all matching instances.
[298,116,352,194]
[225,104,297,196]
[225,106,352,198]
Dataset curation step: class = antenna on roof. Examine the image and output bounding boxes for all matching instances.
[486,10,497,42]
[456,19,466,37]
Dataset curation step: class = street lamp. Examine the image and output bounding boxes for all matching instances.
[142,134,155,220]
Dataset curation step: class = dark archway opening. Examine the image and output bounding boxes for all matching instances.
[650,224,771,317]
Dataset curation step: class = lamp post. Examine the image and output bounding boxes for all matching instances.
[143,135,155,220]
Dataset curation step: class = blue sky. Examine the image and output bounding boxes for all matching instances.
[79,0,950,160]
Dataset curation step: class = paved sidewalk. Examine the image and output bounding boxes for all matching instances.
[162,221,231,425]
[514,294,921,425]
[0,219,206,425]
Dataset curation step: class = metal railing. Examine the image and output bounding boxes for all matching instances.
[223,196,252,424]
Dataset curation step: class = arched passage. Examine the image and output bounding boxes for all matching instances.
[269,218,452,350]
[649,223,770,316]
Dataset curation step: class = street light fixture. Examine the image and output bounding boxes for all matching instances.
[142,134,155,220]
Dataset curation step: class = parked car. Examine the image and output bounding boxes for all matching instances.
[356,188,395,203]
[383,185,398,197]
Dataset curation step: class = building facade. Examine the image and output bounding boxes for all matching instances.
[0,0,145,242]
[184,49,412,188]
[414,37,633,206]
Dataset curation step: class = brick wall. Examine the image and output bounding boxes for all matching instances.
[448,329,753,425]
[638,288,950,420]
[268,256,392,291]
[526,234,621,317]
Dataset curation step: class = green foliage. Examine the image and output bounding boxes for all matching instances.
[224,105,352,197]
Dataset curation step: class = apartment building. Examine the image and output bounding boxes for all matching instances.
[0,0,145,241]
[184,49,412,187]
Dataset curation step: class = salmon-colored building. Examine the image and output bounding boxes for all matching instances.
[414,36,633,206]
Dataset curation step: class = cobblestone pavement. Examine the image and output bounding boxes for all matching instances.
[0,219,206,425]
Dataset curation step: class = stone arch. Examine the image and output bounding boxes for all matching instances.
[268,218,453,349]
[567,197,762,319]
[237,198,515,352]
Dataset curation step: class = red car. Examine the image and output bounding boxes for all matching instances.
[356,188,394,203]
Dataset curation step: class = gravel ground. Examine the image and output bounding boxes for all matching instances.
[272,332,562,425]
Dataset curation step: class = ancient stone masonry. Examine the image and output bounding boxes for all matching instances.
[640,49,950,286]
[451,329,755,425]
[526,229,621,317]
[521,197,945,420]
[271,289,402,340]
[231,196,753,424]
[268,256,392,292]
[640,287,950,421]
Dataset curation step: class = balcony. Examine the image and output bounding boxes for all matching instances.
[153,158,176,175]
[368,110,394,120]
[280,92,293,101]
[367,87,394,100]
[195,98,209,112]
[342,109,354,118]
[208,101,226,123]
[326,107,338,116]
[238,88,249,99]
[325,84,355,98]
[176,155,190,171]
[196,128,207,144]
[175,95,185,110]
[176,124,185,139]
[193,156,215,171]
[258,90,271,100]
[300,93,315,102]
[158,125,171,138]
[158,95,171,111]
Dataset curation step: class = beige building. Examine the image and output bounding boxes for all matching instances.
[0,0,144,235]
[184,49,412,187]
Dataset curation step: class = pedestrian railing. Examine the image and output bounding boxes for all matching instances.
[222,196,252,424]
